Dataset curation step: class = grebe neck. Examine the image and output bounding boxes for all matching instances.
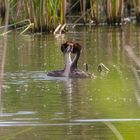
[71,50,80,70]
[63,52,72,76]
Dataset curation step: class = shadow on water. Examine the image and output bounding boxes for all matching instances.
[1,25,140,139]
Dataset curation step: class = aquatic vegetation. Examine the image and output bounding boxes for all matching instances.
[0,0,65,32]
[0,0,140,33]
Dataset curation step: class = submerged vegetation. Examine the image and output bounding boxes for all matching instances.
[0,0,140,33]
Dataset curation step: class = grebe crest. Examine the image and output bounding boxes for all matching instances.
[61,41,81,54]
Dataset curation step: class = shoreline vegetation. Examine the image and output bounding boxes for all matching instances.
[0,0,140,34]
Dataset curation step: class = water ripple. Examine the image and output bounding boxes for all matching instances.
[0,118,140,127]
[72,118,140,122]
[0,111,36,117]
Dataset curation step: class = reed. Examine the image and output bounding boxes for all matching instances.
[133,0,140,23]
[70,0,124,25]
[103,0,124,25]
[60,0,66,24]
[7,0,63,32]
[26,0,48,32]
[0,0,9,102]
[1,0,140,33]
[90,0,100,25]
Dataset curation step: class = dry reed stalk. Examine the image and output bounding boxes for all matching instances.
[104,122,124,140]
[132,68,140,107]
[124,45,140,67]
[0,0,10,112]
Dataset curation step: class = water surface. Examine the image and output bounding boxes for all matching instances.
[0,25,140,139]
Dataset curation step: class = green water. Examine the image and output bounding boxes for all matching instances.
[0,25,140,139]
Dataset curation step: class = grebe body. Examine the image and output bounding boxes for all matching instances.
[61,41,95,78]
[47,41,95,78]
[69,69,92,78]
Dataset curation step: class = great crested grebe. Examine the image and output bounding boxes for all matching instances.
[47,45,72,77]
[61,41,95,78]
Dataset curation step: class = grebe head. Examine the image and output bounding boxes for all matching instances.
[61,41,81,54]
[71,42,81,54]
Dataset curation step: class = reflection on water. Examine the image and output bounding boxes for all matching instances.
[0,25,140,139]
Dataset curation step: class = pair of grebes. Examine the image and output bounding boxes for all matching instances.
[47,41,109,78]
